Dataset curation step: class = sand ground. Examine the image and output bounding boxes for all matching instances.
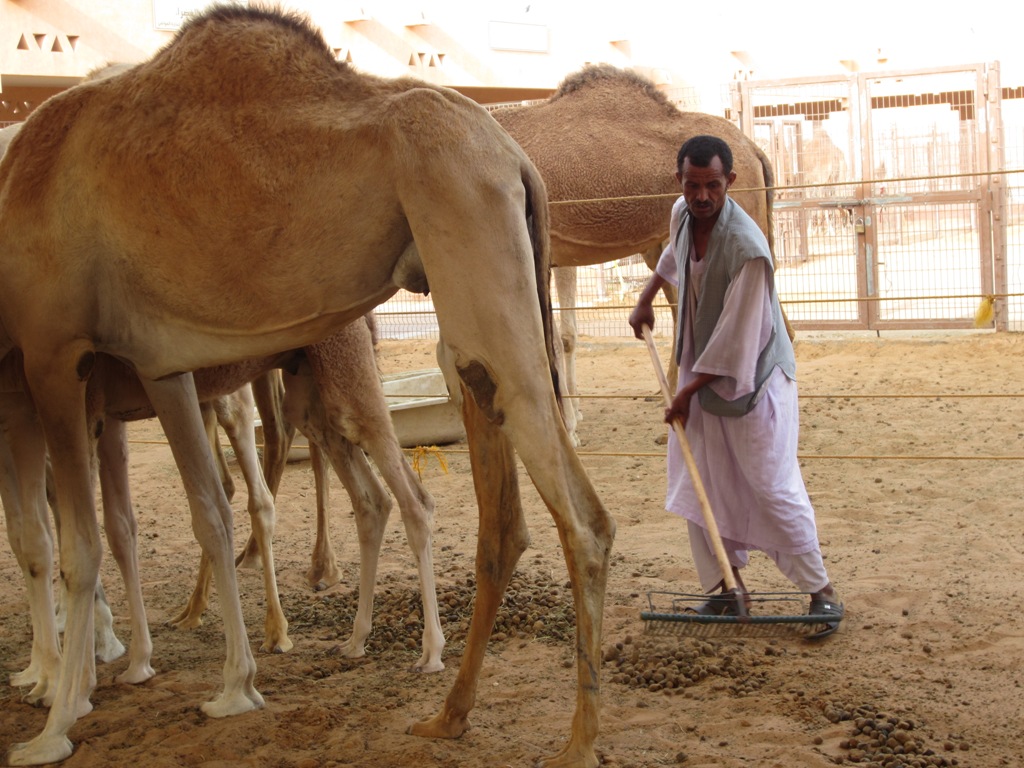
[2,332,1022,767]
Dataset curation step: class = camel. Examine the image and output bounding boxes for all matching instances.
[0,354,275,701]
[0,7,611,768]
[1,70,442,702]
[0,122,134,700]
[1,318,447,718]
[174,322,446,673]
[491,64,781,434]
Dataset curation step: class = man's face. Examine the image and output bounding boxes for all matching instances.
[675,156,736,221]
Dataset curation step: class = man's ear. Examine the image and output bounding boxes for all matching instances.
[726,171,738,188]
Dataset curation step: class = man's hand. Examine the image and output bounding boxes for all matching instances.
[629,273,667,340]
[666,373,718,427]
[628,302,655,341]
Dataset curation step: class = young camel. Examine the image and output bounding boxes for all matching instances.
[0,354,275,703]
[174,321,446,672]
[0,7,611,768]
[1,320,445,718]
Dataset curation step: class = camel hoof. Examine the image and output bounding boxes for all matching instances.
[330,639,366,659]
[167,614,203,631]
[305,567,341,592]
[95,631,126,664]
[236,552,263,570]
[201,686,264,719]
[7,734,74,767]
[536,742,599,768]
[409,657,445,674]
[9,666,40,688]
[115,662,156,685]
[407,710,469,740]
[21,683,55,709]
[260,636,294,654]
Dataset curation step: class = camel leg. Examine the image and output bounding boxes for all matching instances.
[251,369,294,498]
[553,266,581,446]
[88,582,125,665]
[282,366,394,661]
[408,380,529,736]
[140,373,263,718]
[46,457,125,665]
[388,455,444,673]
[305,440,340,591]
[462,369,613,768]
[229,369,294,573]
[213,386,292,653]
[169,388,292,654]
[95,417,155,684]
[9,348,101,767]
[203,397,235,502]
[314,434,390,660]
[168,551,213,630]
[304,327,445,671]
[166,401,223,631]
[408,193,614,767]
[0,392,62,708]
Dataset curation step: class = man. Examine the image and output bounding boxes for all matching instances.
[628,134,842,637]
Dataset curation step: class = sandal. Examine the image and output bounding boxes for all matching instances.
[806,596,844,639]
[684,592,744,617]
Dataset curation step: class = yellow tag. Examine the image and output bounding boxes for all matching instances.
[410,446,449,479]
[973,295,994,328]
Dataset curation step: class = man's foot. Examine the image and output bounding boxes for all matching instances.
[684,591,746,616]
[806,587,844,639]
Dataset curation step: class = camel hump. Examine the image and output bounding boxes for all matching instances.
[552,63,673,108]
[145,5,344,100]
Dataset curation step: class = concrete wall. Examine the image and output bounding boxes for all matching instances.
[3,0,1021,124]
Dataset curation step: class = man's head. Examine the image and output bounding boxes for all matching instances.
[675,135,736,223]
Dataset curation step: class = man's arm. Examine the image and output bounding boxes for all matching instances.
[666,371,718,427]
[628,272,668,340]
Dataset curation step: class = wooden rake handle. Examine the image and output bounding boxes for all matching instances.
[641,324,739,594]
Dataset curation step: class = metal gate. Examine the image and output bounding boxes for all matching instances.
[731,63,1005,331]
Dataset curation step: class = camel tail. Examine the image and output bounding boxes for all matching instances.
[522,161,563,416]
[755,143,796,340]
[756,145,778,266]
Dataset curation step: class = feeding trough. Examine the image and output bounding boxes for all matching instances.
[382,368,465,448]
[255,368,464,461]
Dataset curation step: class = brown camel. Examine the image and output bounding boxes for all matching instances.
[2,109,441,711]
[176,322,447,674]
[0,7,611,768]
[0,354,261,708]
[1,319,448,719]
[492,64,781,432]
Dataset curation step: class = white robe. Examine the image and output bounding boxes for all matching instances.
[655,199,821,559]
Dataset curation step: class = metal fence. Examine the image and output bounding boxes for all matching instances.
[376,63,1024,341]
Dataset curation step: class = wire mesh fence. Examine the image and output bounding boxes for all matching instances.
[373,255,677,343]
[375,65,1024,341]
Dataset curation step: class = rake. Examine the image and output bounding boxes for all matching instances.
[638,325,834,639]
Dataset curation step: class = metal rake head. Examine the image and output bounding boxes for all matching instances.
[641,590,834,639]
